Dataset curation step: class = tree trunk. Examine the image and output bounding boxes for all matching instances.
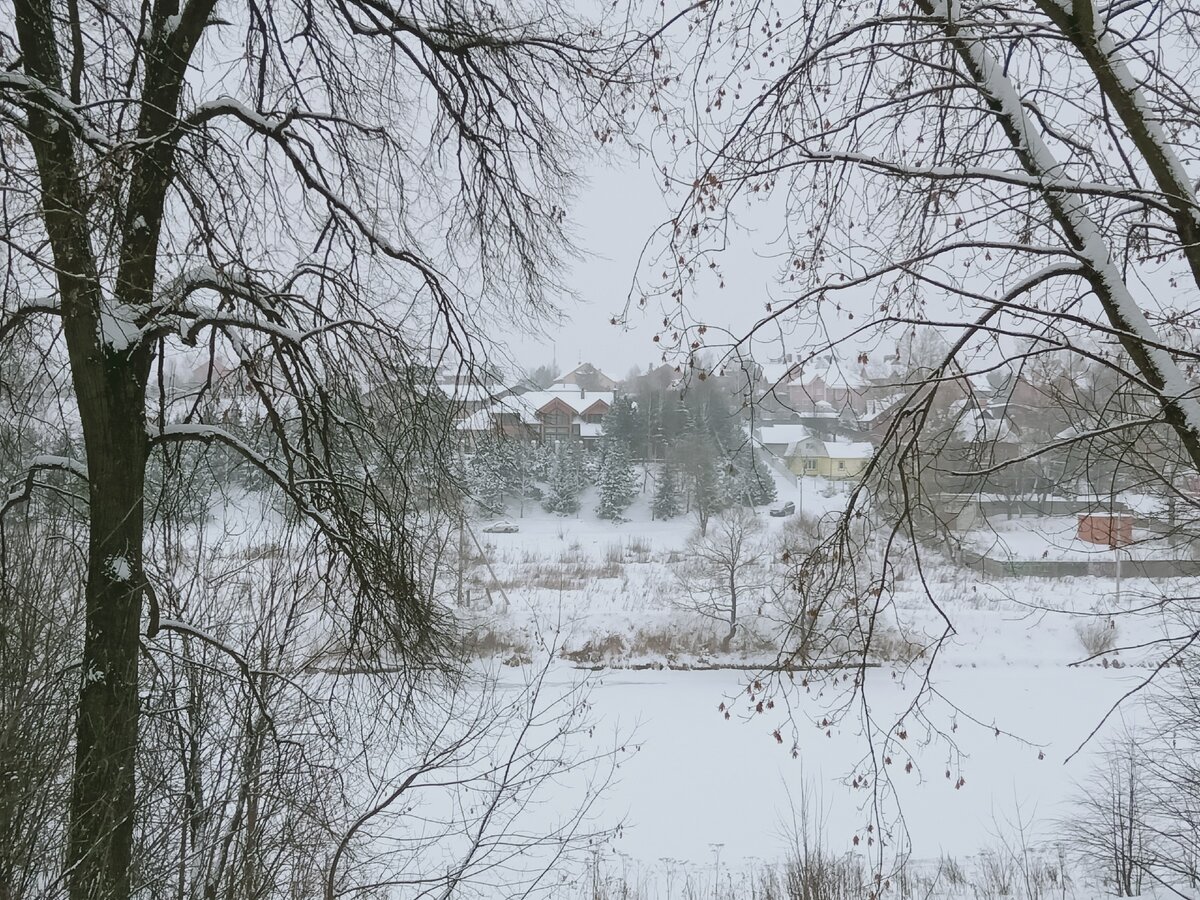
[722,573,738,652]
[67,356,151,900]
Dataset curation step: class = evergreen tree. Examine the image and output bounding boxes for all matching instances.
[601,396,641,453]
[651,460,682,520]
[680,378,744,455]
[734,451,778,507]
[690,452,733,535]
[543,442,582,515]
[468,435,510,515]
[674,400,737,535]
[581,441,603,485]
[526,442,554,481]
[596,440,639,520]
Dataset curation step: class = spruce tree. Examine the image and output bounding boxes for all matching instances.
[602,396,641,452]
[543,442,582,515]
[596,440,639,520]
[687,440,733,536]
[735,451,778,506]
[468,435,509,515]
[652,460,682,520]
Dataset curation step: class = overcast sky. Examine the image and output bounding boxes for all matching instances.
[500,147,799,381]
[497,143,907,388]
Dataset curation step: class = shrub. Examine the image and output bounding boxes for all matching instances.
[1075,617,1117,658]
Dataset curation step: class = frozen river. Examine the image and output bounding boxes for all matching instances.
[551,661,1143,867]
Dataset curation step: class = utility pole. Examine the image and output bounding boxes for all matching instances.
[1114,538,1122,606]
[457,511,466,607]
[518,448,527,518]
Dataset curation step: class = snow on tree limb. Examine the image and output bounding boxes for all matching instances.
[1,454,89,520]
[920,0,1200,459]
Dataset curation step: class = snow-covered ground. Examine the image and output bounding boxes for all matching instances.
[193,474,1192,895]
[462,473,1192,895]
[964,513,1190,562]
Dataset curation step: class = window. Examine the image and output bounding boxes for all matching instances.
[837,460,845,470]
[804,459,816,470]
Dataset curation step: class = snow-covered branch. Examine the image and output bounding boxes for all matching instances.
[0,302,62,344]
[920,0,1200,454]
[0,71,111,147]
[1,454,89,520]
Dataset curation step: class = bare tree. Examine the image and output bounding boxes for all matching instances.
[0,504,84,900]
[0,1,634,897]
[126,511,617,900]
[1064,737,1148,898]
[633,0,1200,753]
[605,4,1200,872]
[675,506,768,651]
[640,0,1200,551]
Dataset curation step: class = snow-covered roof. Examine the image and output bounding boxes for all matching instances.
[816,364,868,390]
[519,389,614,415]
[457,395,541,431]
[965,373,993,395]
[954,410,1019,444]
[457,390,615,433]
[757,424,814,447]
[759,362,798,387]
[825,441,874,460]
[781,355,869,389]
[457,407,495,432]
[550,362,618,390]
[439,382,507,403]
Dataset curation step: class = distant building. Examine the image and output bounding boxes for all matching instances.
[1078,513,1134,548]
[756,353,883,421]
[755,423,815,460]
[458,384,614,446]
[773,431,874,479]
[552,362,618,392]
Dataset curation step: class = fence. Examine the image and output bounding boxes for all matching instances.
[960,551,1200,579]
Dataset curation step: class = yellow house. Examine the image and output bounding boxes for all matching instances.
[786,437,873,479]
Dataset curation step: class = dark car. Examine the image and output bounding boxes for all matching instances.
[769,501,796,518]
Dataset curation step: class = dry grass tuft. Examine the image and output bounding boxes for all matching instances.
[1076,617,1118,658]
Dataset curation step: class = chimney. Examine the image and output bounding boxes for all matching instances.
[580,387,586,399]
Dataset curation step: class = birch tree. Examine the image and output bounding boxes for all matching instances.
[0,2,630,897]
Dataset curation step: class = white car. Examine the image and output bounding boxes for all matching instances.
[482,521,520,534]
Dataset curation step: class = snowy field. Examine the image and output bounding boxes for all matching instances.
[460,474,1191,896]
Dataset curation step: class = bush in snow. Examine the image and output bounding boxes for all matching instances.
[1062,736,1147,898]
[1075,617,1117,658]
